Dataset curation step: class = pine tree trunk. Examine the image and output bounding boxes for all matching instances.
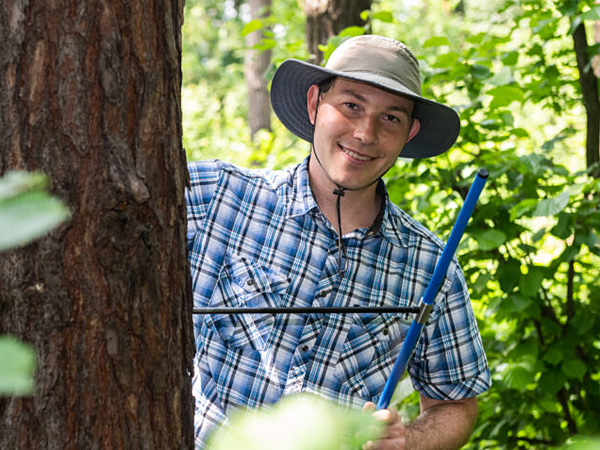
[304,0,372,64]
[244,0,272,139]
[0,1,195,449]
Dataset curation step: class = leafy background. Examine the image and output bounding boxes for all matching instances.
[183,0,599,448]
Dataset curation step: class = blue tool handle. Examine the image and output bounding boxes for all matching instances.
[376,168,489,410]
[376,319,424,410]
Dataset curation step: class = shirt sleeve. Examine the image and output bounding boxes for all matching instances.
[408,263,491,400]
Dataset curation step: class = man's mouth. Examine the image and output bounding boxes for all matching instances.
[340,146,373,162]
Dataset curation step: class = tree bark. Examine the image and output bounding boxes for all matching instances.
[244,0,272,139]
[0,1,195,449]
[573,21,600,178]
[304,0,372,64]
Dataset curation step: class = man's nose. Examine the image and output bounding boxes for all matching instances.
[353,116,378,144]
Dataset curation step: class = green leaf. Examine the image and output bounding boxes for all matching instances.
[511,294,533,312]
[533,192,570,217]
[543,347,564,366]
[504,364,535,390]
[538,369,566,396]
[510,198,537,221]
[423,36,450,47]
[0,171,48,201]
[519,267,545,297]
[476,229,507,251]
[497,258,521,293]
[339,26,366,38]
[0,172,70,251]
[562,359,587,380]
[0,191,70,251]
[242,19,263,37]
[581,7,600,21]
[488,85,524,109]
[470,64,491,79]
[372,11,395,23]
[0,335,36,395]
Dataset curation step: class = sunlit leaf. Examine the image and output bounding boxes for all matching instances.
[423,36,450,47]
[242,19,263,37]
[533,192,570,217]
[372,11,394,23]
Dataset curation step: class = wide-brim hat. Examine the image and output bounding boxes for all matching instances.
[270,35,460,159]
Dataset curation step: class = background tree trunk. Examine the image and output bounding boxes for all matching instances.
[304,0,372,64]
[244,0,272,139]
[573,21,600,178]
[0,1,195,449]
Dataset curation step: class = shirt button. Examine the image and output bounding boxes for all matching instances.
[246,279,254,286]
[301,345,309,353]
[382,329,389,336]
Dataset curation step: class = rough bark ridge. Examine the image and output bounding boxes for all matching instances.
[0,1,194,448]
[303,0,372,64]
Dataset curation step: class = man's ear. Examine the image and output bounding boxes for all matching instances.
[306,84,320,125]
[406,118,421,143]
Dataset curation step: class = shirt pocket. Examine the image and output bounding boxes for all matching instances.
[334,313,409,400]
[205,252,289,351]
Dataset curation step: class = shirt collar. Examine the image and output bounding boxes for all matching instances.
[282,157,406,248]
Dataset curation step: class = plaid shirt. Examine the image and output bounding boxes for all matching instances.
[186,158,490,447]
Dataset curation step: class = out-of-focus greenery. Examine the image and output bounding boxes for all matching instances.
[206,394,383,450]
[0,171,69,396]
[183,0,599,448]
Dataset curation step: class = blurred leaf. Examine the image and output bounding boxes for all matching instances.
[207,394,383,450]
[562,359,587,380]
[504,363,536,389]
[242,19,263,37]
[0,335,36,396]
[0,172,70,251]
[538,368,566,396]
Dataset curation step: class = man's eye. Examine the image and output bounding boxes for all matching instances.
[384,114,400,122]
[344,102,358,110]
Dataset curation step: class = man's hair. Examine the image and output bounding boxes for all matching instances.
[318,77,337,94]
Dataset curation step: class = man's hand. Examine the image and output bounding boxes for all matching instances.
[362,395,479,450]
[361,402,407,450]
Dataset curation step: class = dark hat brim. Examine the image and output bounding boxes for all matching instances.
[270,59,460,159]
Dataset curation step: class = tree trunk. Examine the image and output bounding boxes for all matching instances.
[304,0,372,64]
[244,0,272,139]
[0,1,195,449]
[573,21,600,178]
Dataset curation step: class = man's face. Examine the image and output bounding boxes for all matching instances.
[307,78,419,193]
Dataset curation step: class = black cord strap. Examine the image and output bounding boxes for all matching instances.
[193,306,420,315]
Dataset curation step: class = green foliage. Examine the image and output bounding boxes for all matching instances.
[183,0,600,448]
[0,171,69,396]
[206,394,383,450]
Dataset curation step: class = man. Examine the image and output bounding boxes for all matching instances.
[186,35,491,449]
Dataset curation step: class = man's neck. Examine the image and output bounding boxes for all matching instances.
[308,162,383,236]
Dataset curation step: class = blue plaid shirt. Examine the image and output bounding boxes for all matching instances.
[186,157,490,447]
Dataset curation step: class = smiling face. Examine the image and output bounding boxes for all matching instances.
[307,77,420,196]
